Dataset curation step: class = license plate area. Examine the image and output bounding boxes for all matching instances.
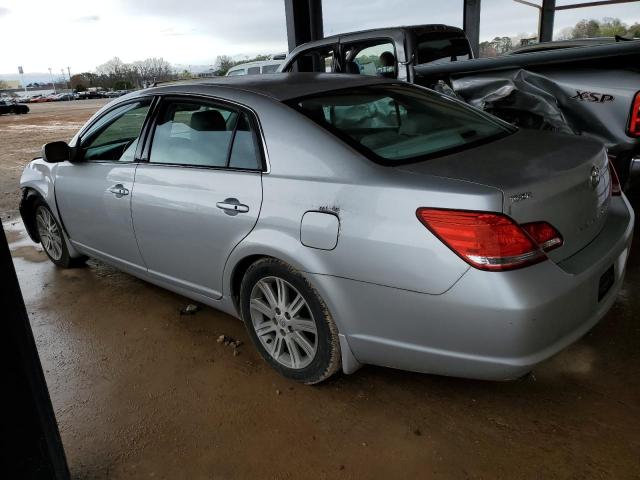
[598,265,615,302]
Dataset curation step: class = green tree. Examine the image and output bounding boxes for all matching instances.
[214,55,235,75]
[571,19,601,38]
[599,17,628,37]
[627,22,640,38]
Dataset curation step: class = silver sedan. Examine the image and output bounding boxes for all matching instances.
[20,74,634,384]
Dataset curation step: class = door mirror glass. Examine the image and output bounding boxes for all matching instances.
[42,141,71,163]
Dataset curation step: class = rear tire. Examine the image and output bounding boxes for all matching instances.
[34,201,86,268]
[239,258,341,384]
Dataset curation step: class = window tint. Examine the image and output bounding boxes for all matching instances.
[417,32,471,64]
[261,63,280,74]
[149,100,261,170]
[81,101,150,161]
[229,113,260,170]
[344,41,396,78]
[247,66,260,75]
[150,101,238,167]
[292,85,513,164]
[286,46,336,73]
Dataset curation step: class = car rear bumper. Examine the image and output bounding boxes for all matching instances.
[310,194,634,380]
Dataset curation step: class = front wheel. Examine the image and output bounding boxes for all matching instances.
[34,202,86,268]
[240,258,341,384]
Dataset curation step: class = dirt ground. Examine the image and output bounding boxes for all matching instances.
[0,99,109,219]
[2,102,640,479]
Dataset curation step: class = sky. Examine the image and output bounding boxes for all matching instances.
[0,0,638,76]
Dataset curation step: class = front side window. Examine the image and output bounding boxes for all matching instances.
[149,99,262,169]
[344,41,397,78]
[291,85,514,164]
[227,68,246,76]
[247,66,260,75]
[81,100,151,161]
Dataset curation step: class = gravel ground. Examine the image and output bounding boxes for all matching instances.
[0,99,109,219]
[3,100,640,479]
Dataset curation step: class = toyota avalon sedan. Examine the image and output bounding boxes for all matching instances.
[19,74,634,384]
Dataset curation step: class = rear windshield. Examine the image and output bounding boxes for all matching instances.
[289,84,514,165]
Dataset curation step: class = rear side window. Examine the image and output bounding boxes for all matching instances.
[229,114,261,169]
[247,66,260,75]
[261,63,280,74]
[290,85,513,165]
[149,99,262,170]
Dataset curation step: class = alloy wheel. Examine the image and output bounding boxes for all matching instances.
[35,206,63,261]
[249,276,318,369]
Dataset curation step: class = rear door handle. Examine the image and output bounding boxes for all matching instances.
[108,184,129,198]
[216,198,249,216]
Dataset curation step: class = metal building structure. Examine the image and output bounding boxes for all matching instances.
[284,0,640,57]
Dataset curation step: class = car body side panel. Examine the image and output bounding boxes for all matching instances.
[19,159,83,257]
[220,94,504,297]
[132,165,263,300]
[54,161,146,268]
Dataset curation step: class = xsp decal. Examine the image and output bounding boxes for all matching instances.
[571,90,615,103]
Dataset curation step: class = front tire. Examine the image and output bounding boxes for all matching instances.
[239,258,341,384]
[34,202,86,268]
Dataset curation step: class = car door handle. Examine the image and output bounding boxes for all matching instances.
[108,184,129,197]
[216,198,249,216]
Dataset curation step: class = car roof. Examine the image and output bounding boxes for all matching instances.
[227,60,283,71]
[313,24,464,44]
[143,73,399,102]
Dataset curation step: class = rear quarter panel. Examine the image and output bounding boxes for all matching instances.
[521,68,639,155]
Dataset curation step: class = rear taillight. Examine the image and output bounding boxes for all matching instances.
[416,208,562,271]
[521,222,563,252]
[628,91,640,137]
[608,160,622,196]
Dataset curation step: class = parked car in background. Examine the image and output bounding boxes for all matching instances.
[280,25,640,190]
[77,90,107,100]
[49,93,75,101]
[226,60,283,76]
[19,74,633,384]
[0,98,29,114]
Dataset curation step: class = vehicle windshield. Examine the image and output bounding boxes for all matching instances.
[289,84,514,164]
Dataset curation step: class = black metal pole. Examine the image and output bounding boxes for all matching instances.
[284,0,324,53]
[0,223,70,479]
[463,0,481,58]
[539,0,556,42]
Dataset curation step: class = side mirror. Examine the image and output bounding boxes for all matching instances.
[42,141,71,163]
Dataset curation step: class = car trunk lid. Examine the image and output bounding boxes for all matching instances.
[399,130,612,262]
